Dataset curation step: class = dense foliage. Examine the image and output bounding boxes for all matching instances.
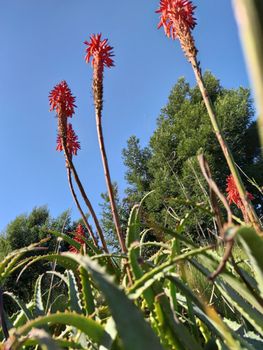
[121,72,263,240]
[1,1,263,349]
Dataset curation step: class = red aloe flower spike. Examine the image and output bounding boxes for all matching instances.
[156,0,197,61]
[226,174,254,215]
[49,82,106,252]
[84,33,114,69]
[69,224,86,253]
[84,34,114,114]
[56,123,80,156]
[156,0,196,39]
[49,80,76,118]
[84,34,129,261]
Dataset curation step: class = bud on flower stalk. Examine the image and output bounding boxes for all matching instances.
[226,175,254,222]
[49,81,102,249]
[156,0,198,61]
[69,224,86,254]
[56,123,80,157]
[49,80,79,164]
[84,34,114,115]
[84,34,131,261]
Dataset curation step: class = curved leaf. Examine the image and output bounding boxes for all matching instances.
[237,226,263,298]
[64,253,164,350]
[67,270,82,313]
[15,312,109,346]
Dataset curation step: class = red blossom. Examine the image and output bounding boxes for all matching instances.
[156,0,196,39]
[49,81,76,117]
[56,123,80,156]
[69,224,86,253]
[84,33,114,69]
[226,175,254,209]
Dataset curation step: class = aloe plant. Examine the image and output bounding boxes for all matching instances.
[1,209,263,350]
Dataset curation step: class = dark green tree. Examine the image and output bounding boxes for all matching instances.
[100,183,130,252]
[1,207,74,305]
[122,72,263,240]
[122,136,152,203]
[5,206,50,251]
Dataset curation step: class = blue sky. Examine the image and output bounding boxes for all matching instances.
[0,0,250,231]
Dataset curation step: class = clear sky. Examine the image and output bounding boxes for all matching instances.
[0,0,250,232]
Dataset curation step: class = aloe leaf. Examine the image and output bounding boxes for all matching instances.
[79,266,95,316]
[3,292,32,321]
[128,245,212,298]
[154,289,203,350]
[23,336,86,349]
[99,317,118,350]
[236,226,263,298]
[126,204,155,309]
[49,229,101,255]
[33,274,45,317]
[13,328,63,350]
[46,270,69,286]
[15,312,109,346]
[50,231,119,276]
[0,239,49,282]
[191,259,263,336]
[126,191,155,249]
[179,297,252,350]
[9,301,34,328]
[242,332,263,350]
[128,247,155,310]
[67,270,82,314]
[49,230,82,251]
[126,204,140,248]
[64,253,164,350]
[17,254,79,281]
[167,275,247,349]
[187,247,263,315]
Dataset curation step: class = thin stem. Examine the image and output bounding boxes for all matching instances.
[66,167,98,247]
[190,56,261,232]
[61,136,109,254]
[95,109,127,254]
[94,108,133,285]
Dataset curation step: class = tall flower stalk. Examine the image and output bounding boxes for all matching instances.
[84,34,127,254]
[49,81,108,252]
[156,0,261,231]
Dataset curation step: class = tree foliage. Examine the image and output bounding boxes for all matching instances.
[0,207,75,305]
[121,72,263,239]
